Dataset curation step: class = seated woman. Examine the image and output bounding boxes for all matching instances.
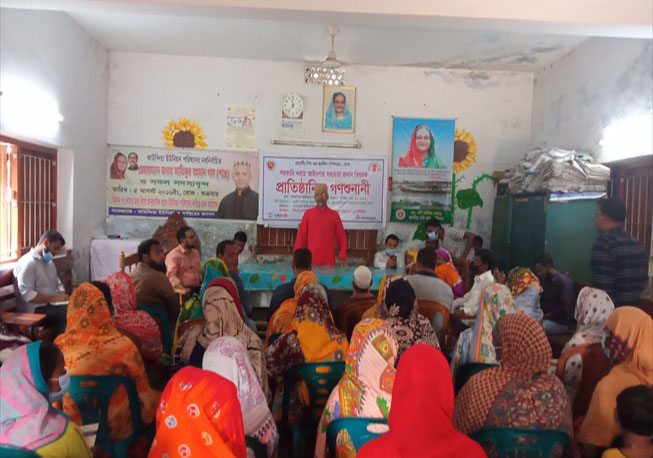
[203,336,278,458]
[435,249,465,299]
[382,278,440,361]
[360,274,400,321]
[314,318,398,458]
[265,283,348,419]
[0,341,91,457]
[578,306,653,456]
[357,345,486,458]
[450,283,516,379]
[266,271,318,345]
[55,282,159,445]
[507,267,544,323]
[101,271,163,362]
[178,278,268,399]
[556,287,614,418]
[453,313,572,452]
[149,366,247,458]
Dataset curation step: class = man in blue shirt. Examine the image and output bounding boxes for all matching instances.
[591,198,647,307]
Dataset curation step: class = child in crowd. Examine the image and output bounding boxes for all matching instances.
[602,385,653,458]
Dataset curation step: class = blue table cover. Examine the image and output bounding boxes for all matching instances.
[238,263,397,291]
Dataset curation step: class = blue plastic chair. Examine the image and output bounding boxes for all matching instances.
[454,362,499,395]
[471,427,571,458]
[245,435,267,458]
[326,417,388,456]
[280,362,345,458]
[137,304,172,354]
[68,375,154,458]
[0,445,40,458]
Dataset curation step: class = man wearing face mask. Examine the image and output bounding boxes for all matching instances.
[14,230,69,334]
[425,218,477,266]
[374,234,404,270]
[294,183,348,266]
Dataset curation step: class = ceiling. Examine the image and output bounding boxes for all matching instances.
[2,0,651,72]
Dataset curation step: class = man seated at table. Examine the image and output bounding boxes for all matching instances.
[130,238,180,323]
[165,225,201,292]
[216,240,255,330]
[453,248,495,319]
[13,230,69,335]
[267,248,332,319]
[374,234,404,270]
[233,230,254,265]
[534,253,576,334]
[407,248,454,336]
[335,265,377,336]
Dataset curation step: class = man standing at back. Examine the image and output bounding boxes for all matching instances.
[293,183,347,266]
[591,198,647,307]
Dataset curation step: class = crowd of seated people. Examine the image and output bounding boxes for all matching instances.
[2,196,651,458]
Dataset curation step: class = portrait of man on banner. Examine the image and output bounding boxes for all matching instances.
[217,160,259,221]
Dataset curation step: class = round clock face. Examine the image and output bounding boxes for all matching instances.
[282,93,304,118]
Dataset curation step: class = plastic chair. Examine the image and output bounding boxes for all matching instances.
[280,362,345,458]
[454,362,499,395]
[471,427,571,458]
[245,435,268,458]
[416,299,451,347]
[137,304,172,354]
[68,375,154,458]
[326,418,388,456]
[0,445,40,458]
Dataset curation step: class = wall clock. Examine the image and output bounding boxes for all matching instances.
[282,92,304,119]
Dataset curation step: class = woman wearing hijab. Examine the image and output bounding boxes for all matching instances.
[556,287,614,412]
[382,278,440,361]
[506,267,544,323]
[203,337,278,458]
[324,92,353,131]
[453,313,572,449]
[0,341,92,457]
[55,283,159,444]
[361,274,400,321]
[435,249,465,299]
[102,272,163,362]
[266,271,319,345]
[358,344,486,458]
[178,278,269,398]
[110,152,128,179]
[149,366,246,458]
[578,306,653,454]
[265,283,348,422]
[314,318,398,458]
[398,125,446,169]
[451,283,517,378]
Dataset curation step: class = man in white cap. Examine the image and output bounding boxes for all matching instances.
[334,265,376,337]
[294,183,347,266]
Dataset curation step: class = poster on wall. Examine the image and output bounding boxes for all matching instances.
[226,106,257,151]
[107,146,259,220]
[390,117,455,223]
[260,153,387,229]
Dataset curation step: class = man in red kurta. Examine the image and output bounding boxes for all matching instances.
[293,183,347,266]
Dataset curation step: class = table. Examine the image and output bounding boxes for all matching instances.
[90,237,142,280]
[238,263,397,291]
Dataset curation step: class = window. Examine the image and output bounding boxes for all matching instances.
[0,136,57,263]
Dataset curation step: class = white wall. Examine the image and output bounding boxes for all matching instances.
[1,8,109,281]
[531,37,653,162]
[108,52,533,247]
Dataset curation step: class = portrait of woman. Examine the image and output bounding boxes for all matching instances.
[323,86,356,133]
[398,124,446,169]
[110,152,128,179]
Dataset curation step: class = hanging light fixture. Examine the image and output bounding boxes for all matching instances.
[305,25,345,86]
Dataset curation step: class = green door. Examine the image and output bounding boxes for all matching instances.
[490,196,512,272]
[510,193,547,269]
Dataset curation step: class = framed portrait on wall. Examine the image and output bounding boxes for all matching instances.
[322,85,356,133]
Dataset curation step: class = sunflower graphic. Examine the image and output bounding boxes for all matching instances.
[163,118,207,149]
[453,128,477,173]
